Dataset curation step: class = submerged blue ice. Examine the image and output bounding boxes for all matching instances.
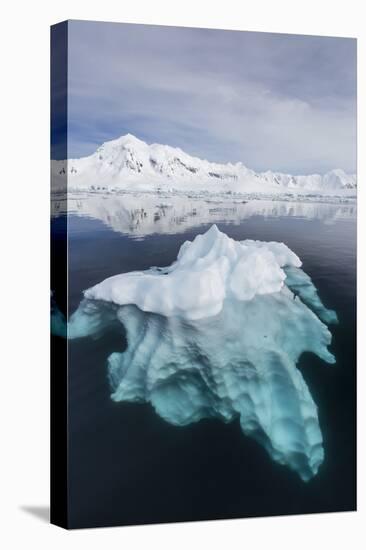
[58,225,338,481]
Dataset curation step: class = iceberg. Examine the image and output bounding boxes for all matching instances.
[51,291,67,338]
[65,225,337,481]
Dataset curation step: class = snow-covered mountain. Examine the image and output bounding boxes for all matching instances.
[52,133,357,195]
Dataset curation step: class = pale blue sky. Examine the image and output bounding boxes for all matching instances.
[67,20,356,174]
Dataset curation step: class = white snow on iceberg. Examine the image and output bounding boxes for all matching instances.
[66,225,338,481]
[84,225,301,320]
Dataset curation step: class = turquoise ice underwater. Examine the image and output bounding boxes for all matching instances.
[55,224,338,481]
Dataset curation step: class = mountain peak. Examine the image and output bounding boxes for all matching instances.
[61,134,356,195]
[102,133,147,149]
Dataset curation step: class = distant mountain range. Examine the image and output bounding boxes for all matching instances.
[52,133,357,195]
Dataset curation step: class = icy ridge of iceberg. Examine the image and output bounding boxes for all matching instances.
[84,225,302,320]
[66,226,338,481]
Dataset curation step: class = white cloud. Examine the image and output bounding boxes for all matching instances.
[67,21,356,174]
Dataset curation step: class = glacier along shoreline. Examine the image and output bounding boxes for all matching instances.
[61,225,338,481]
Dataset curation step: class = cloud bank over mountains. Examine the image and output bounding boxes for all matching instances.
[67,21,356,174]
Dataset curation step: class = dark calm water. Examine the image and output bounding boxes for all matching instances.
[52,199,356,528]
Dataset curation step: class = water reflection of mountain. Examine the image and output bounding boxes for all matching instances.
[51,192,357,237]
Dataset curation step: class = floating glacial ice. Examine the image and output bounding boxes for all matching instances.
[64,225,338,481]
